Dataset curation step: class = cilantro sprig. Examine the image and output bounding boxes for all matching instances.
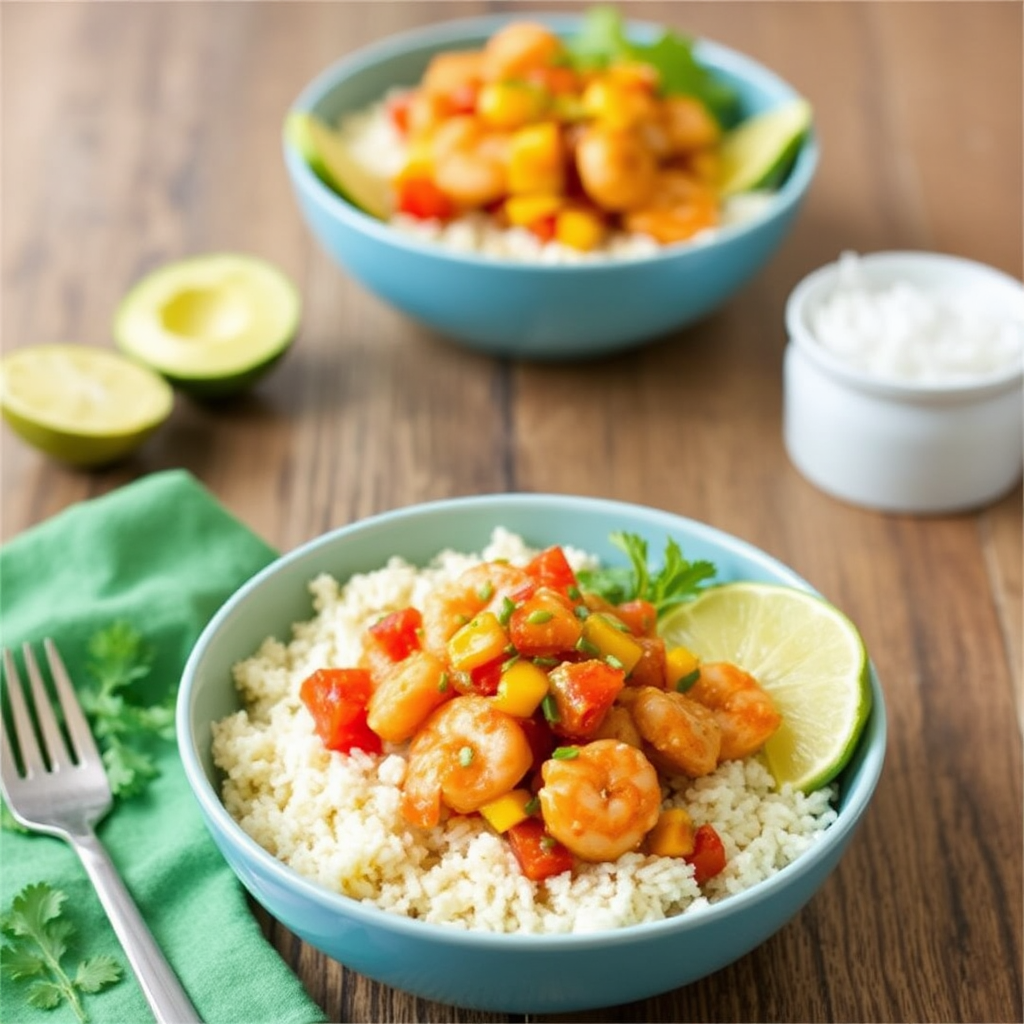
[577,532,717,615]
[2,622,174,835]
[1,883,122,1023]
[78,622,175,798]
[566,5,741,125]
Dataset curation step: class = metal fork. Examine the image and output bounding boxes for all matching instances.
[1,639,202,1024]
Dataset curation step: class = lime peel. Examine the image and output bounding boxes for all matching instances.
[286,110,394,220]
[659,581,871,792]
[718,97,813,197]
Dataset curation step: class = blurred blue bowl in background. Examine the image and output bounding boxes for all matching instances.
[283,14,818,360]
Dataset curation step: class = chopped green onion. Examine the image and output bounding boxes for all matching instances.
[524,795,541,815]
[575,637,601,657]
[552,746,579,760]
[458,745,474,767]
[498,596,516,626]
[574,605,590,620]
[675,668,701,692]
[533,656,559,668]
[541,693,561,723]
[477,581,495,602]
[501,653,521,672]
[527,609,554,625]
[605,654,624,670]
[540,835,556,851]
[567,585,582,602]
[438,672,449,693]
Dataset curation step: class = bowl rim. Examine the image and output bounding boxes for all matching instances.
[785,249,1024,400]
[283,11,819,273]
[178,492,887,950]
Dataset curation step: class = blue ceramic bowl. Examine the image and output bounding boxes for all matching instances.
[178,494,885,1013]
[283,14,818,360]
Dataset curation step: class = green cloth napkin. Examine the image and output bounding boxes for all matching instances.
[0,470,326,1024]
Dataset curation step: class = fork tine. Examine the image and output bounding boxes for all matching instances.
[2,648,45,776]
[23,641,73,770]
[43,638,101,767]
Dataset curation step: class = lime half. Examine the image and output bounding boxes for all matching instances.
[286,111,393,220]
[0,344,173,467]
[718,98,813,197]
[659,582,871,791]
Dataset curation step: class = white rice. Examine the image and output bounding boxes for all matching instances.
[809,251,1024,383]
[212,529,838,934]
[336,100,775,264]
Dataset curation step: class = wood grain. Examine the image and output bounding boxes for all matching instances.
[2,3,1020,1022]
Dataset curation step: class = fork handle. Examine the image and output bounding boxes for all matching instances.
[72,830,203,1024]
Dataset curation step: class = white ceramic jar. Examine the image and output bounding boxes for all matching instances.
[783,251,1024,514]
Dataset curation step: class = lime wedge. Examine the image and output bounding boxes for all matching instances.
[0,344,173,467]
[285,110,393,220]
[659,582,871,791]
[718,98,813,197]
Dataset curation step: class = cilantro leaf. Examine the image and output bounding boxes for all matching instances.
[577,532,716,615]
[78,621,175,799]
[565,6,740,124]
[1,882,123,1023]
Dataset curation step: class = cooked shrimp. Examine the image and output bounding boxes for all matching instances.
[428,116,510,208]
[623,169,718,244]
[481,22,564,81]
[366,650,452,744]
[539,739,661,862]
[575,125,658,212]
[421,561,531,658]
[687,662,781,762]
[659,95,721,155]
[621,685,721,778]
[591,704,644,749]
[401,694,533,828]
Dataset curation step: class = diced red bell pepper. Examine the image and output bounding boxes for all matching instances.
[506,817,574,881]
[524,545,579,595]
[396,176,456,221]
[546,659,624,738]
[452,655,505,697]
[613,599,658,637]
[686,823,727,884]
[299,667,382,755]
[386,90,414,134]
[527,214,557,244]
[519,712,557,776]
[367,607,422,663]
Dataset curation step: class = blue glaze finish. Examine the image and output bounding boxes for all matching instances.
[178,494,885,1013]
[282,15,818,359]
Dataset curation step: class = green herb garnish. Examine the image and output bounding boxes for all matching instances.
[577,532,716,617]
[1,883,123,1023]
[458,745,475,767]
[526,610,554,625]
[675,668,702,692]
[566,5,740,124]
[77,622,174,798]
[551,746,580,760]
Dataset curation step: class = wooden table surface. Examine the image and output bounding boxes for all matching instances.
[3,2,1021,1022]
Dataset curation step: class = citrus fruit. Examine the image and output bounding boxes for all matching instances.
[0,344,173,467]
[114,253,300,400]
[718,98,813,197]
[285,110,393,220]
[659,581,871,791]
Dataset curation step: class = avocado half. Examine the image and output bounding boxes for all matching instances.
[114,253,301,399]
